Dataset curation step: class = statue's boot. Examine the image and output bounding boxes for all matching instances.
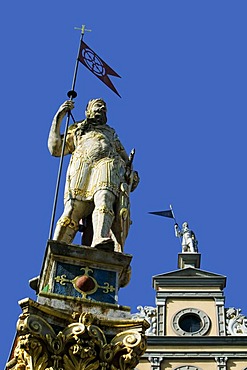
[91,208,115,251]
[53,216,79,244]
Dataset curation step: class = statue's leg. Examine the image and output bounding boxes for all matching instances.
[189,240,196,252]
[53,199,94,244]
[91,190,115,247]
[182,244,187,252]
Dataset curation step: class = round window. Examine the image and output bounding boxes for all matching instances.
[179,313,202,333]
[172,308,210,336]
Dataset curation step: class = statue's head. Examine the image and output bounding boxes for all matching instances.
[182,222,189,230]
[85,98,107,124]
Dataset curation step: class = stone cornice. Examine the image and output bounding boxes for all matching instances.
[153,267,227,291]
[153,276,226,290]
[147,336,247,346]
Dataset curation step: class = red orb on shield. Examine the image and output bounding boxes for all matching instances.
[74,275,96,293]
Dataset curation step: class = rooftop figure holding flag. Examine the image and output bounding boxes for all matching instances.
[174,222,198,253]
[149,205,198,254]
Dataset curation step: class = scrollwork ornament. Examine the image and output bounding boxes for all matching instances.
[226,307,247,335]
[63,322,86,340]
[88,324,107,347]
[28,319,43,334]
[79,312,95,326]
[131,306,156,335]
[18,314,57,343]
[123,332,141,347]
[111,330,142,348]
[108,330,147,370]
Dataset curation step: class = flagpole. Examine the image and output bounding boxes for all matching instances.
[169,204,177,224]
[170,205,184,247]
[48,25,90,240]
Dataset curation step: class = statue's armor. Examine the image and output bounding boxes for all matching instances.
[64,121,127,202]
[182,230,192,243]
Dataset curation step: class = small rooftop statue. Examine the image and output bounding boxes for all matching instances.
[174,222,198,253]
[48,99,139,252]
[149,205,199,254]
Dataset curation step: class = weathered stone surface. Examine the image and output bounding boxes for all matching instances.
[35,241,132,311]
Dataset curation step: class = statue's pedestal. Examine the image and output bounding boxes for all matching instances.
[178,252,201,269]
[6,241,148,370]
[35,240,132,318]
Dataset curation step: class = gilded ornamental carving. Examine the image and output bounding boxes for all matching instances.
[7,312,147,370]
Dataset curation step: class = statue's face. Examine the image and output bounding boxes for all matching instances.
[182,222,188,230]
[86,100,107,124]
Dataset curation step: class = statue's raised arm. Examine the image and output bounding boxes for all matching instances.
[48,98,139,252]
[48,100,75,157]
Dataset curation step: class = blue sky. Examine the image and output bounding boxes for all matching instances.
[2,1,247,366]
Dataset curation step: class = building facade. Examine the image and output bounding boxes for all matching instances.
[136,252,247,370]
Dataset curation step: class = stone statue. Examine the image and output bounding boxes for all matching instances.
[48,99,139,251]
[174,222,198,253]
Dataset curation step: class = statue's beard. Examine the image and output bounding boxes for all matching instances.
[88,112,107,125]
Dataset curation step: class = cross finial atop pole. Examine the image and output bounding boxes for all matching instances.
[74,25,92,35]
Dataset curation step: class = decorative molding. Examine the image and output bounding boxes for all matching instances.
[6,312,147,370]
[215,356,228,370]
[156,291,224,299]
[143,351,247,358]
[132,306,157,335]
[147,335,247,346]
[226,307,247,335]
[148,356,163,370]
[174,367,202,370]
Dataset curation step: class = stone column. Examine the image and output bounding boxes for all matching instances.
[157,300,166,335]
[215,297,226,335]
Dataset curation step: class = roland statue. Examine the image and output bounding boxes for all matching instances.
[48,99,139,252]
